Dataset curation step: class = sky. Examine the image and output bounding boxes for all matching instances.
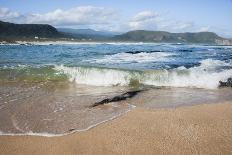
[0,0,232,37]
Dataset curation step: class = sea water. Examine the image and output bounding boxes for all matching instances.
[0,43,232,136]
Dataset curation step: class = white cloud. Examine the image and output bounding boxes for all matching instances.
[126,11,162,30]
[27,6,118,26]
[0,7,20,20]
[133,11,158,22]
[0,6,118,27]
[198,26,210,32]
[124,11,199,33]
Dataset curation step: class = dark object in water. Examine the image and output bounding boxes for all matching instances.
[91,90,143,107]
[178,49,193,52]
[219,78,232,87]
[126,51,142,54]
[68,128,76,132]
[125,50,162,54]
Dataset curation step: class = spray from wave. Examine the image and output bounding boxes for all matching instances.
[55,59,232,89]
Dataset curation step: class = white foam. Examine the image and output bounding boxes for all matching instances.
[144,69,232,89]
[55,65,132,86]
[200,59,230,68]
[55,59,232,89]
[0,131,63,137]
[143,59,232,89]
[88,52,174,64]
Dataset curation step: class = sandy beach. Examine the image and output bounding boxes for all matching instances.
[0,101,232,155]
[1,0,232,154]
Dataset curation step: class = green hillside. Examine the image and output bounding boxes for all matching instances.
[113,30,227,44]
[0,21,62,39]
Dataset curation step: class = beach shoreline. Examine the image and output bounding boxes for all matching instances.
[1,40,232,46]
[1,101,232,155]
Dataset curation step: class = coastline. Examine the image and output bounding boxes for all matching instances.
[0,40,166,46]
[1,101,232,155]
[1,39,232,45]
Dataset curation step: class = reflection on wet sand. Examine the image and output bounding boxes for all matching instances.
[0,81,232,136]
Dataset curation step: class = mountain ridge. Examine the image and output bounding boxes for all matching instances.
[0,21,231,45]
[57,28,120,40]
[113,30,231,44]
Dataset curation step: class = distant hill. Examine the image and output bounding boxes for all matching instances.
[0,21,63,39]
[0,21,231,45]
[113,30,232,44]
[57,28,120,40]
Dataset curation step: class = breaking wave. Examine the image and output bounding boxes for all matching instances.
[55,59,232,89]
[86,51,174,63]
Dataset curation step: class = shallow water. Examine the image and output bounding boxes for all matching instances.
[0,82,134,134]
[0,43,232,136]
[0,82,231,136]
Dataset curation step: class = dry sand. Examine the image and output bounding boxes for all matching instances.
[1,102,232,155]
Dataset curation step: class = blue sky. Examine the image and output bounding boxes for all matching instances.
[0,0,232,37]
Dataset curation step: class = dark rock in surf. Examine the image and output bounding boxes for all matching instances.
[219,78,232,87]
[91,90,143,107]
[179,49,193,52]
[68,128,76,132]
[125,50,163,54]
[126,51,143,54]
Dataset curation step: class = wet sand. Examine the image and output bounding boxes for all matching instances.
[1,101,232,155]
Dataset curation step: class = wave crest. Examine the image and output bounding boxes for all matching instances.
[55,59,232,89]
[86,51,174,64]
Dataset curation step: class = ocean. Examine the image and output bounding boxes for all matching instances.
[0,42,232,136]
